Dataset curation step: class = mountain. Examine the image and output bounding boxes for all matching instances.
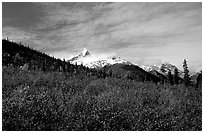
[140,63,183,77]
[68,48,132,68]
[148,69,167,81]
[85,57,133,68]
[81,48,90,57]
[104,64,161,83]
[140,65,160,72]
[68,49,163,82]
[68,48,91,64]
[68,48,185,82]
[160,63,182,74]
[190,71,202,84]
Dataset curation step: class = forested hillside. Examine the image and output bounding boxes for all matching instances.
[3,39,87,73]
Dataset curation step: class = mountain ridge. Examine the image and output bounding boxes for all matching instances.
[68,48,186,75]
[68,48,132,68]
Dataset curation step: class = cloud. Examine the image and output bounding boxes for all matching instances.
[2,27,34,43]
[2,2,202,71]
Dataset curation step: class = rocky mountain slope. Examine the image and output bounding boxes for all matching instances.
[68,49,186,79]
[68,48,132,68]
[140,63,184,77]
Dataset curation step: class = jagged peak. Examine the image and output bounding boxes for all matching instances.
[160,62,178,70]
[112,56,121,60]
[80,48,90,57]
[162,62,176,67]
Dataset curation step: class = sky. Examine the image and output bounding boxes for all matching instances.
[2,2,202,72]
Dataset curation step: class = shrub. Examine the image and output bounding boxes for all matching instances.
[2,66,202,131]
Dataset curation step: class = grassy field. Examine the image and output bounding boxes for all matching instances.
[2,66,202,131]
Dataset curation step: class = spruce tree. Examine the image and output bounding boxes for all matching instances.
[102,70,106,79]
[168,70,174,85]
[174,68,179,84]
[183,59,190,86]
[42,59,46,72]
[196,71,202,88]
[109,69,113,77]
[63,59,66,72]
[98,70,103,78]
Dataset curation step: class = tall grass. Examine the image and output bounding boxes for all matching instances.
[2,66,202,131]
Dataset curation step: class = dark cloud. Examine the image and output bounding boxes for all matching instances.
[2,2,44,28]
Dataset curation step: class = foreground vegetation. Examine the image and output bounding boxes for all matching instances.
[2,66,202,131]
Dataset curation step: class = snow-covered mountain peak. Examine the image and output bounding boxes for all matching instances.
[80,48,90,57]
[140,65,154,72]
[112,56,121,60]
[139,62,184,77]
[68,49,132,68]
[160,62,180,72]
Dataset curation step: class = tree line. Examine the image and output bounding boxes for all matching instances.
[167,59,202,88]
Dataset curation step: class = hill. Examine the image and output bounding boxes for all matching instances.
[104,64,161,83]
[3,39,55,66]
[2,39,94,74]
